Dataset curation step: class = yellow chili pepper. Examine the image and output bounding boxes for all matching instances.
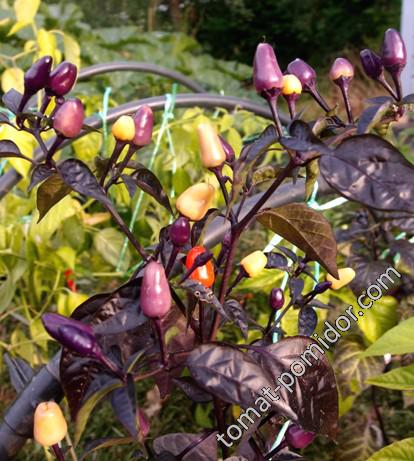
[111,115,135,142]
[176,183,215,221]
[241,251,268,278]
[34,401,68,447]
[197,122,226,168]
[326,267,356,290]
[282,74,302,95]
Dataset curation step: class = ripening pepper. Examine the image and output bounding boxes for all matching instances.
[329,58,354,82]
[282,74,302,96]
[269,287,284,310]
[219,135,235,163]
[33,401,67,447]
[285,424,315,449]
[197,122,226,168]
[112,115,135,142]
[133,105,153,146]
[360,49,384,79]
[241,251,267,278]
[326,267,356,290]
[176,183,215,221]
[287,58,317,91]
[253,43,283,96]
[42,313,102,358]
[140,261,172,318]
[47,61,77,96]
[24,56,53,94]
[169,216,191,247]
[381,28,407,72]
[185,246,215,288]
[53,98,84,138]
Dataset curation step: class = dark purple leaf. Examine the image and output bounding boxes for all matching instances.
[28,164,55,191]
[231,125,278,209]
[122,166,173,214]
[298,308,318,336]
[320,134,414,213]
[257,337,338,439]
[347,255,398,295]
[187,344,297,421]
[276,246,298,262]
[274,452,307,461]
[265,252,288,269]
[2,89,23,113]
[173,376,213,403]
[257,204,339,278]
[280,120,329,155]
[4,354,34,393]
[110,374,138,438]
[308,299,334,309]
[59,158,109,204]
[289,278,304,302]
[180,279,230,320]
[0,140,24,159]
[36,173,71,222]
[223,299,249,339]
[390,239,414,272]
[153,432,218,461]
[93,304,147,335]
[60,278,153,419]
[356,102,391,134]
[402,93,414,104]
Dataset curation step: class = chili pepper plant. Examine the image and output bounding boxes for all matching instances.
[1,27,414,461]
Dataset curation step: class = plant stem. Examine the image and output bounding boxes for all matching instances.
[213,396,229,459]
[154,318,168,367]
[199,301,205,343]
[371,386,389,445]
[165,246,179,277]
[391,71,403,102]
[236,159,295,231]
[267,97,283,138]
[105,144,140,191]
[98,353,126,382]
[99,141,126,186]
[213,167,236,224]
[51,444,65,461]
[339,83,353,124]
[103,201,149,261]
[377,74,399,100]
[45,135,64,166]
[209,228,240,341]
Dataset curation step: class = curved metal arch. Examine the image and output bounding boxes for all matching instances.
[0,92,285,198]
[77,61,206,93]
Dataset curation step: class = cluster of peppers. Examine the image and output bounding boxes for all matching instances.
[28,27,407,459]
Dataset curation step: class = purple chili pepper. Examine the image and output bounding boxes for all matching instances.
[285,424,316,449]
[133,105,154,146]
[253,43,283,97]
[47,61,78,96]
[170,217,191,247]
[24,56,53,94]
[140,261,172,318]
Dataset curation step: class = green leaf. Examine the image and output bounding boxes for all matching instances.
[357,295,398,343]
[94,228,131,271]
[74,380,122,446]
[257,203,338,278]
[334,335,383,398]
[366,438,414,461]
[36,173,71,222]
[367,364,414,391]
[362,318,414,357]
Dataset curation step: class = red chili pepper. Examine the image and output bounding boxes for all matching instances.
[64,269,77,292]
[185,246,215,288]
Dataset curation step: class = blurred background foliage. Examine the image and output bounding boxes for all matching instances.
[0,0,413,460]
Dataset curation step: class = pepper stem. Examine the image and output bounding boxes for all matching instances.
[153,318,168,367]
[267,96,283,137]
[51,444,65,461]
